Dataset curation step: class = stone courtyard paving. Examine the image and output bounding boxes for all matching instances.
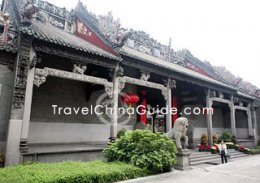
[134,155,260,183]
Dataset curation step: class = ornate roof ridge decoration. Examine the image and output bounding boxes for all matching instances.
[178,49,215,72]
[120,46,235,92]
[125,29,180,64]
[213,65,259,96]
[7,0,260,98]
[175,49,232,84]
[74,1,131,51]
[6,0,21,28]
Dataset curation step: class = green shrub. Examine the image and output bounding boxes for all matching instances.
[0,160,149,183]
[117,128,127,138]
[258,141,260,146]
[251,146,260,155]
[200,134,208,145]
[221,130,232,142]
[104,130,177,173]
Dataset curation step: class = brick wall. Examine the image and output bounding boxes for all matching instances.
[0,64,14,152]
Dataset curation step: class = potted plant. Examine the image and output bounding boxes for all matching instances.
[221,130,232,142]
[212,134,218,144]
[201,134,208,146]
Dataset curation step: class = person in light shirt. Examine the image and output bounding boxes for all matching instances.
[219,140,228,164]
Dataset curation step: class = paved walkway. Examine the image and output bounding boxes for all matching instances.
[138,155,260,183]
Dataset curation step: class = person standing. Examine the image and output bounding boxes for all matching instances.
[219,140,228,164]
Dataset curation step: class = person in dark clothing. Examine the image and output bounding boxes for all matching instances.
[219,140,228,164]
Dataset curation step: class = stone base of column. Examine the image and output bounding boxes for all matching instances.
[174,149,192,171]
[5,119,23,166]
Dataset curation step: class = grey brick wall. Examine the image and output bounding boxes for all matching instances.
[256,108,260,137]
[0,64,14,151]
[235,110,248,128]
[30,77,137,125]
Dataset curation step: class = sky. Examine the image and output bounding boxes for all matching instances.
[45,0,260,88]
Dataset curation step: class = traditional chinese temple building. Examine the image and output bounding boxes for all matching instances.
[0,0,260,166]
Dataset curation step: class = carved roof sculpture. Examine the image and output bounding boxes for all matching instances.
[32,0,71,29]
[6,0,121,61]
[0,11,17,53]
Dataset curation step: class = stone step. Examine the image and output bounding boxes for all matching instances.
[191,157,221,166]
[229,152,246,156]
[190,153,217,158]
[190,149,250,166]
[190,150,238,158]
[230,154,249,159]
[204,154,250,165]
[190,155,220,162]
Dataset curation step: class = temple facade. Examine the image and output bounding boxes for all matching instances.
[0,0,260,166]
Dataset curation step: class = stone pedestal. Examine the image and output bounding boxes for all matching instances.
[174,149,192,171]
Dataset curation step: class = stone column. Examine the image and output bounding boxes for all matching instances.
[110,66,123,140]
[166,79,172,132]
[21,47,37,142]
[19,69,33,154]
[5,36,32,166]
[230,95,237,137]
[206,89,213,146]
[246,106,254,137]
[252,107,258,146]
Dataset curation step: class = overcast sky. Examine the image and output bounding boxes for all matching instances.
[46,0,260,88]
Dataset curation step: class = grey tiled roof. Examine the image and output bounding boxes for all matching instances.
[121,46,235,90]
[19,21,121,61]
[0,41,17,53]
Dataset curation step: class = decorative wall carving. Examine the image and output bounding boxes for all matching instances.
[30,55,41,69]
[140,71,150,81]
[118,80,125,92]
[168,79,176,89]
[11,36,32,111]
[219,92,224,99]
[116,66,124,77]
[104,85,113,98]
[33,68,48,87]
[72,64,87,75]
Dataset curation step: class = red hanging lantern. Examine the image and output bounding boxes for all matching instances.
[121,93,139,118]
[121,93,139,105]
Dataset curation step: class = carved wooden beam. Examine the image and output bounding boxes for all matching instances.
[34,67,113,98]
[118,76,167,99]
[210,97,231,106]
[234,105,250,112]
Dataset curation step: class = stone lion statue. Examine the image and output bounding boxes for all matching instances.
[165,117,189,150]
